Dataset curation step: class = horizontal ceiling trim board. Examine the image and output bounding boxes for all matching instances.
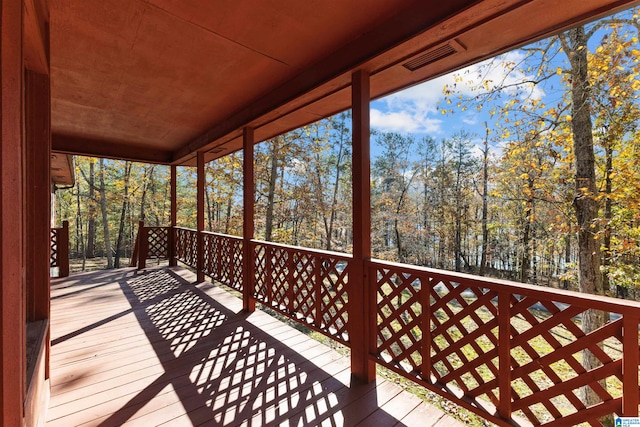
[52,134,172,164]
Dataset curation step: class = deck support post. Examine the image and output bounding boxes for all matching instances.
[1,1,25,424]
[350,69,376,382]
[197,152,205,283]
[137,221,147,270]
[169,165,177,266]
[622,314,640,415]
[58,221,70,278]
[25,68,51,322]
[242,127,256,312]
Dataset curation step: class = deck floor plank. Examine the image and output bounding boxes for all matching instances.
[47,266,463,427]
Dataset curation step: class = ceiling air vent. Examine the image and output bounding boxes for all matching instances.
[403,40,464,72]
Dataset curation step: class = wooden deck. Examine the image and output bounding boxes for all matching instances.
[46,266,464,427]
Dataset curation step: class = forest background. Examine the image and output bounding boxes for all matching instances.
[55,6,640,301]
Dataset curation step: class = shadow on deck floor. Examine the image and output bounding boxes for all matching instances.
[46,266,463,427]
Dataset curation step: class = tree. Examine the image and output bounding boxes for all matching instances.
[449,131,476,272]
[441,9,640,420]
[98,158,113,269]
[371,131,419,263]
[416,136,437,267]
[589,27,640,297]
[74,158,86,269]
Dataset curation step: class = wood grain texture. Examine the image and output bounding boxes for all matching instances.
[47,266,463,426]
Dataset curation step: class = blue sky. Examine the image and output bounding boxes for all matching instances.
[369,50,550,159]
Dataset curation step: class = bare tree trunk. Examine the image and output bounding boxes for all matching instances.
[325,114,348,251]
[455,214,462,272]
[480,125,490,276]
[565,27,609,422]
[75,172,86,270]
[394,184,411,263]
[264,137,280,241]
[205,183,213,231]
[453,140,466,272]
[603,143,620,297]
[562,224,571,290]
[114,161,132,268]
[313,151,330,249]
[99,158,113,269]
[160,175,169,226]
[87,160,96,258]
[139,165,152,222]
[225,189,234,234]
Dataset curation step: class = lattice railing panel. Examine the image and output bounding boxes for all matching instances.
[50,228,59,267]
[375,267,424,374]
[371,259,640,427]
[429,278,500,407]
[292,251,315,321]
[269,245,291,309]
[318,258,349,341]
[202,232,215,276]
[228,238,243,290]
[252,241,350,344]
[202,232,243,291]
[174,227,197,268]
[254,245,268,300]
[146,227,169,259]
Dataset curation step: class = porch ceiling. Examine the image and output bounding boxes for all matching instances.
[49,0,638,165]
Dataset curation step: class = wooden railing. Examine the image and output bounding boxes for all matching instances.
[174,227,197,268]
[370,259,640,426]
[168,227,244,291]
[203,231,243,292]
[131,225,640,426]
[50,221,69,277]
[131,222,171,269]
[252,240,351,345]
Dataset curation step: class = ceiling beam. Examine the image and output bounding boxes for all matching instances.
[53,134,173,164]
[172,0,477,162]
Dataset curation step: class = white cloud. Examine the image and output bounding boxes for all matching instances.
[463,115,479,126]
[370,108,442,134]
